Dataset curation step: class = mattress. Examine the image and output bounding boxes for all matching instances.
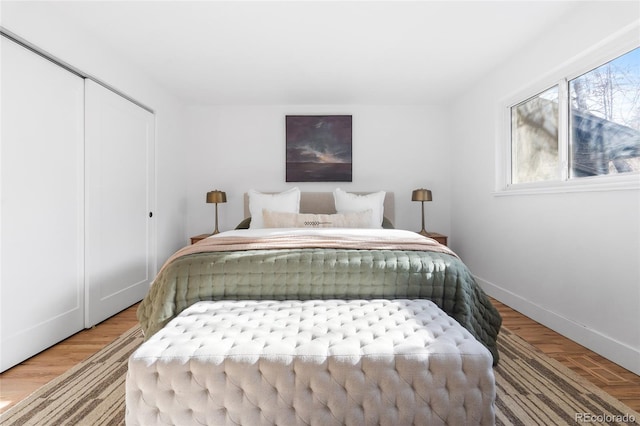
[126,299,496,425]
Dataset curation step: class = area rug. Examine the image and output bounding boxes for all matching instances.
[1,326,638,425]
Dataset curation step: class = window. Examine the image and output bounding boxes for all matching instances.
[505,43,640,191]
[569,50,640,178]
[511,86,560,184]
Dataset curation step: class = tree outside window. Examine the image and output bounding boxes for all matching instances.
[569,48,640,177]
[510,47,640,185]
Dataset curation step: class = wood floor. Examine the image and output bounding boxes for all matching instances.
[1,298,639,414]
[491,298,640,412]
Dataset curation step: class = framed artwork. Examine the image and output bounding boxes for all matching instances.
[286,115,352,182]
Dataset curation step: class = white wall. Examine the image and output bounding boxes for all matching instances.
[450,1,640,374]
[5,0,637,375]
[183,105,452,239]
[1,2,189,265]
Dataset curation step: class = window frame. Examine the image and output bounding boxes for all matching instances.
[496,23,640,196]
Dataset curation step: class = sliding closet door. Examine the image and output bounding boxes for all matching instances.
[1,36,85,372]
[85,80,155,327]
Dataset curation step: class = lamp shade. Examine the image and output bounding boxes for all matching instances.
[411,188,432,202]
[206,190,227,204]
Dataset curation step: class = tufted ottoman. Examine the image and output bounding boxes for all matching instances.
[126,299,495,425]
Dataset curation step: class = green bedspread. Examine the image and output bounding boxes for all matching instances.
[137,247,502,364]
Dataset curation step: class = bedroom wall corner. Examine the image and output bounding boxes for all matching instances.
[448,1,640,375]
[0,1,191,269]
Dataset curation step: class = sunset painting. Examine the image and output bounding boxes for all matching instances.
[286,115,352,182]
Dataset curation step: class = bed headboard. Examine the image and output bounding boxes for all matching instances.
[243,191,395,225]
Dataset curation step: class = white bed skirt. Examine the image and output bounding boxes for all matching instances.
[126,299,495,425]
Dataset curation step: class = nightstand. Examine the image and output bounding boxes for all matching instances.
[426,232,448,246]
[190,234,211,245]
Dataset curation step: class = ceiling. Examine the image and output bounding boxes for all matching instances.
[36,1,580,105]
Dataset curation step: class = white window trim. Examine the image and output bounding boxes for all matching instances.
[495,22,640,196]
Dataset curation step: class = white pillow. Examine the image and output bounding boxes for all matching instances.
[263,210,373,229]
[333,188,386,228]
[248,188,300,229]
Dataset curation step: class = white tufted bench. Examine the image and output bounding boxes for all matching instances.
[126,299,495,425]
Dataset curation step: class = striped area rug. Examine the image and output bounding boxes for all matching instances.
[495,328,638,425]
[1,326,638,425]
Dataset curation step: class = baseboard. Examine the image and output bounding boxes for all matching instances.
[476,275,640,376]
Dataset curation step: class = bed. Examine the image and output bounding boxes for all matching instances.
[136,190,501,362]
[128,189,501,424]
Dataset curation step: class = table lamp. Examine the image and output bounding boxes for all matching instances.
[411,188,432,236]
[206,190,227,234]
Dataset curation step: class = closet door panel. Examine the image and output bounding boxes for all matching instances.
[85,80,155,327]
[1,37,84,371]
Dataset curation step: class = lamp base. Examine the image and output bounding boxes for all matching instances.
[212,204,221,235]
[417,228,429,237]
